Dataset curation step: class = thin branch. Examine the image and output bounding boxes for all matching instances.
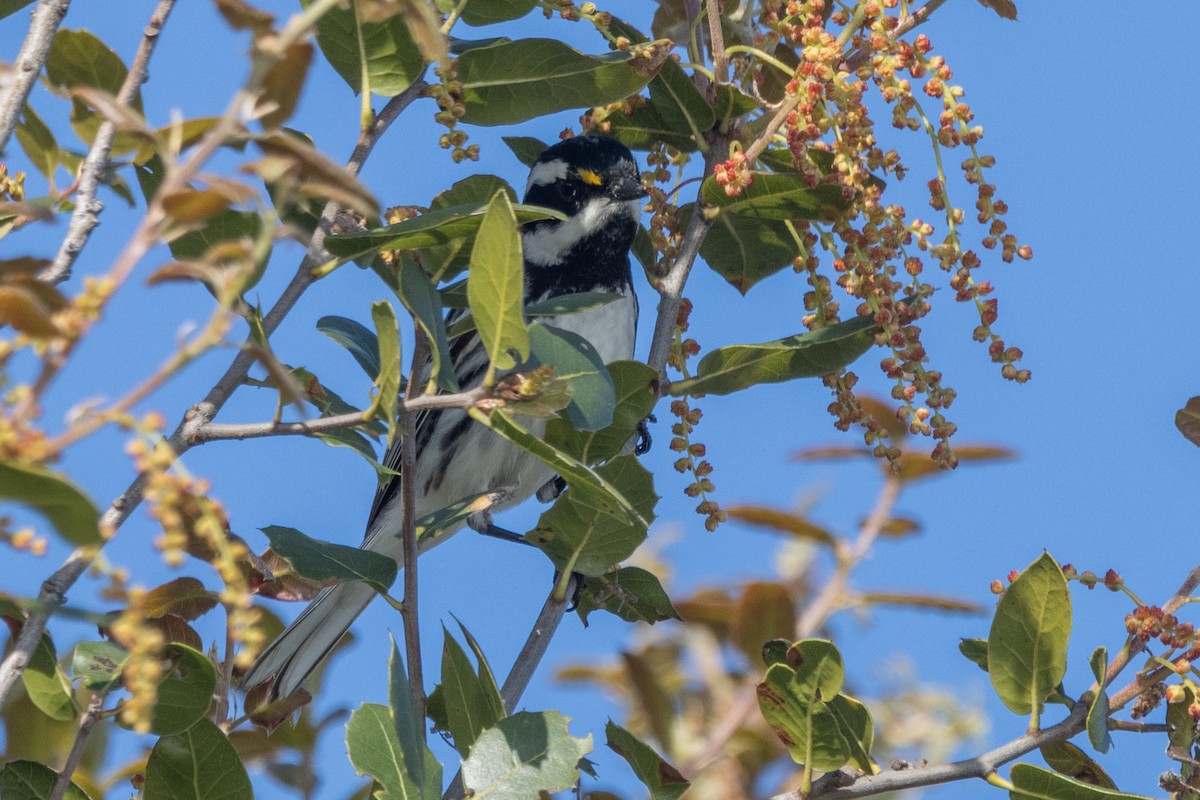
[400,325,430,728]
[43,0,176,284]
[0,82,427,708]
[0,0,71,155]
[48,693,103,800]
[191,385,487,443]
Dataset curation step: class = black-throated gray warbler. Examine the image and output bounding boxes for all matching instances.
[242,136,646,701]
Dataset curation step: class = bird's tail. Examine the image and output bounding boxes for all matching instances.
[240,579,376,703]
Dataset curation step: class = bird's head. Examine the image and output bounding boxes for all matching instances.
[520,136,646,287]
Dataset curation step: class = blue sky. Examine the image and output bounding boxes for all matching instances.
[2,1,1199,797]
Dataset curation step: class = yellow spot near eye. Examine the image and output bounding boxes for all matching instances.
[577,168,603,187]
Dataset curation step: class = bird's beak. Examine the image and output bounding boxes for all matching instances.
[609,174,649,202]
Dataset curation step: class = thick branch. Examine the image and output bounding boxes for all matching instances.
[0,82,426,707]
[43,0,176,284]
[799,705,1089,800]
[442,582,572,800]
[0,0,71,154]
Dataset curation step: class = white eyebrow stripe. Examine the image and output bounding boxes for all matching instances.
[525,158,570,194]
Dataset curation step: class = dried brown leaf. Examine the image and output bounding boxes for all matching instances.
[0,204,54,224]
[726,505,837,546]
[877,516,920,537]
[260,41,312,129]
[1175,397,1200,448]
[140,577,219,620]
[734,582,797,661]
[0,284,61,337]
[68,86,147,132]
[789,445,869,462]
[858,591,984,614]
[212,0,276,33]
[162,188,235,224]
[896,444,1014,481]
[249,132,378,217]
[977,0,1018,20]
[251,547,329,601]
[857,395,907,440]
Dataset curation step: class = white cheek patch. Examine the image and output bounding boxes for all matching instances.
[525,159,570,194]
[523,197,624,266]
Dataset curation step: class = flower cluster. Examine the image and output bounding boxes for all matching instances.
[667,299,725,531]
[429,61,478,163]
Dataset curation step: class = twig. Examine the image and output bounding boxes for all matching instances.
[400,325,431,727]
[191,385,487,443]
[48,693,103,800]
[844,0,951,72]
[0,82,427,708]
[645,203,714,376]
[0,0,71,155]
[499,579,573,712]
[442,582,572,800]
[42,0,176,284]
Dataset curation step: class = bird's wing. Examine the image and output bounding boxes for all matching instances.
[363,306,488,532]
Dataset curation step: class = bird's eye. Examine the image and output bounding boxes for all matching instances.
[559,181,581,200]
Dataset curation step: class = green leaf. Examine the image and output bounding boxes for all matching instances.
[755,640,873,772]
[0,0,36,22]
[1040,741,1117,790]
[734,582,797,663]
[607,100,700,153]
[501,135,549,167]
[318,315,382,379]
[455,620,506,724]
[460,0,535,26]
[45,29,143,154]
[0,760,90,800]
[1009,763,1149,800]
[461,711,592,799]
[1086,647,1112,753]
[529,454,657,576]
[701,172,854,221]
[988,552,1071,720]
[72,640,128,692]
[347,703,442,800]
[15,105,60,181]
[441,625,504,756]
[371,299,402,445]
[144,644,218,735]
[302,0,424,96]
[1167,684,1197,753]
[388,639,427,797]
[524,321,615,431]
[418,175,517,283]
[605,720,689,800]
[23,634,78,721]
[668,314,878,397]
[545,360,657,465]
[396,256,458,392]
[457,38,660,126]
[468,409,645,523]
[576,566,680,627]
[697,208,799,294]
[144,718,253,800]
[826,693,875,773]
[45,29,135,96]
[260,524,398,594]
[959,638,990,671]
[325,201,561,263]
[468,191,527,376]
[712,84,759,124]
[0,461,101,546]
